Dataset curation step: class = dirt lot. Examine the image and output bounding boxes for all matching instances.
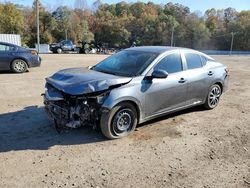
[0,54,249,188]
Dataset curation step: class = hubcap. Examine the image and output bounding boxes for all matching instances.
[113,109,134,135]
[209,86,221,108]
[14,60,25,72]
[116,111,132,131]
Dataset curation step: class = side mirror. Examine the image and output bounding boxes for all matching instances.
[151,69,169,79]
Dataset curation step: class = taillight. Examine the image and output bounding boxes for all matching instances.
[31,50,38,55]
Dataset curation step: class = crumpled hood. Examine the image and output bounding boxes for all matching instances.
[46,67,132,95]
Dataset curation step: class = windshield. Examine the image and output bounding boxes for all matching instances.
[91,50,159,77]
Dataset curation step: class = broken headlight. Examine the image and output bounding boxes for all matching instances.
[96,92,110,104]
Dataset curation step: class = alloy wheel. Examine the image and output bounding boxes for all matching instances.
[13,60,26,72]
[209,85,221,108]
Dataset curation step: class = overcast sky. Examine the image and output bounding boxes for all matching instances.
[0,0,249,12]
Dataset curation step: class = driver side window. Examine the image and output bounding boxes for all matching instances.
[154,53,183,74]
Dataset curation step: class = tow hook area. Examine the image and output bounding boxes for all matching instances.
[65,106,82,129]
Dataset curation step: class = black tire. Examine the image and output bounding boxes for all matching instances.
[204,84,222,110]
[84,49,90,54]
[11,59,28,73]
[57,48,62,54]
[100,102,138,139]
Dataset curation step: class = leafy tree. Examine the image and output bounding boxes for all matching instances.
[0,1,249,50]
[0,3,24,34]
[130,2,146,18]
[52,6,71,40]
[80,20,94,43]
[232,11,250,50]
[224,7,237,29]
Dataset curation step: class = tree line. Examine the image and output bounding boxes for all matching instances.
[0,0,249,51]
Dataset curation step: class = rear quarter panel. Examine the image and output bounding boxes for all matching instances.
[207,61,228,92]
[14,51,41,67]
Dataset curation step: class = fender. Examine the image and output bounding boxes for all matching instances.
[102,95,144,123]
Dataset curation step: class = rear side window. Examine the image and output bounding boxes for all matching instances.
[154,53,183,74]
[0,44,15,52]
[185,53,203,69]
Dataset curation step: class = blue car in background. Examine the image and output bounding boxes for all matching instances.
[0,42,41,73]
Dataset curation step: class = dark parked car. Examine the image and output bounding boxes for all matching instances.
[0,42,41,73]
[43,46,229,139]
[50,40,78,54]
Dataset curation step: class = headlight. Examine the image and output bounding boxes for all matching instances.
[96,92,110,104]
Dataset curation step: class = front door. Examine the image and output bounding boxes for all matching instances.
[143,52,188,117]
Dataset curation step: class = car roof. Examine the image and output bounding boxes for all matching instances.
[126,46,214,60]
[0,42,18,47]
[61,40,72,42]
[126,46,187,54]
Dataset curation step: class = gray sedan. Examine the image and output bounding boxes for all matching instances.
[43,46,229,139]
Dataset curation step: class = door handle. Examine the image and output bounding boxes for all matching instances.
[178,78,186,83]
[208,71,214,76]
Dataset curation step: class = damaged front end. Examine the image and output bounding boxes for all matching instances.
[42,67,132,131]
[43,83,109,131]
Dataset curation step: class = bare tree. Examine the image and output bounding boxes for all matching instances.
[91,0,102,12]
[74,0,88,10]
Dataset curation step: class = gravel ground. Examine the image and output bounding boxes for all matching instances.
[0,54,249,188]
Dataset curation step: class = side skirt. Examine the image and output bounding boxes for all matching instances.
[139,101,204,124]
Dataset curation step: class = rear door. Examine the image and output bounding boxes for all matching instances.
[0,44,15,70]
[183,52,212,105]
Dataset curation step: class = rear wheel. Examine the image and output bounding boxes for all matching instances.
[100,102,138,139]
[204,84,222,109]
[11,59,28,73]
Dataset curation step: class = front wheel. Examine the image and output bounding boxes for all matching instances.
[57,48,62,54]
[100,102,138,139]
[84,49,90,54]
[204,84,222,109]
[11,59,28,73]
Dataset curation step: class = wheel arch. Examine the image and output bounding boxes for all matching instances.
[100,98,142,139]
[103,97,143,123]
[213,81,223,92]
[114,100,141,122]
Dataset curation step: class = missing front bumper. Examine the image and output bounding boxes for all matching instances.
[43,90,102,131]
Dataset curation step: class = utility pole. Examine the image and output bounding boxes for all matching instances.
[230,32,235,56]
[171,26,174,47]
[36,0,40,53]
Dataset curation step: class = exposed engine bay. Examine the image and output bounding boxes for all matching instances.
[42,67,132,132]
[43,83,109,131]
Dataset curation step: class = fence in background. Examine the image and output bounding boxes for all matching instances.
[35,44,51,53]
[0,34,21,46]
[201,50,250,55]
